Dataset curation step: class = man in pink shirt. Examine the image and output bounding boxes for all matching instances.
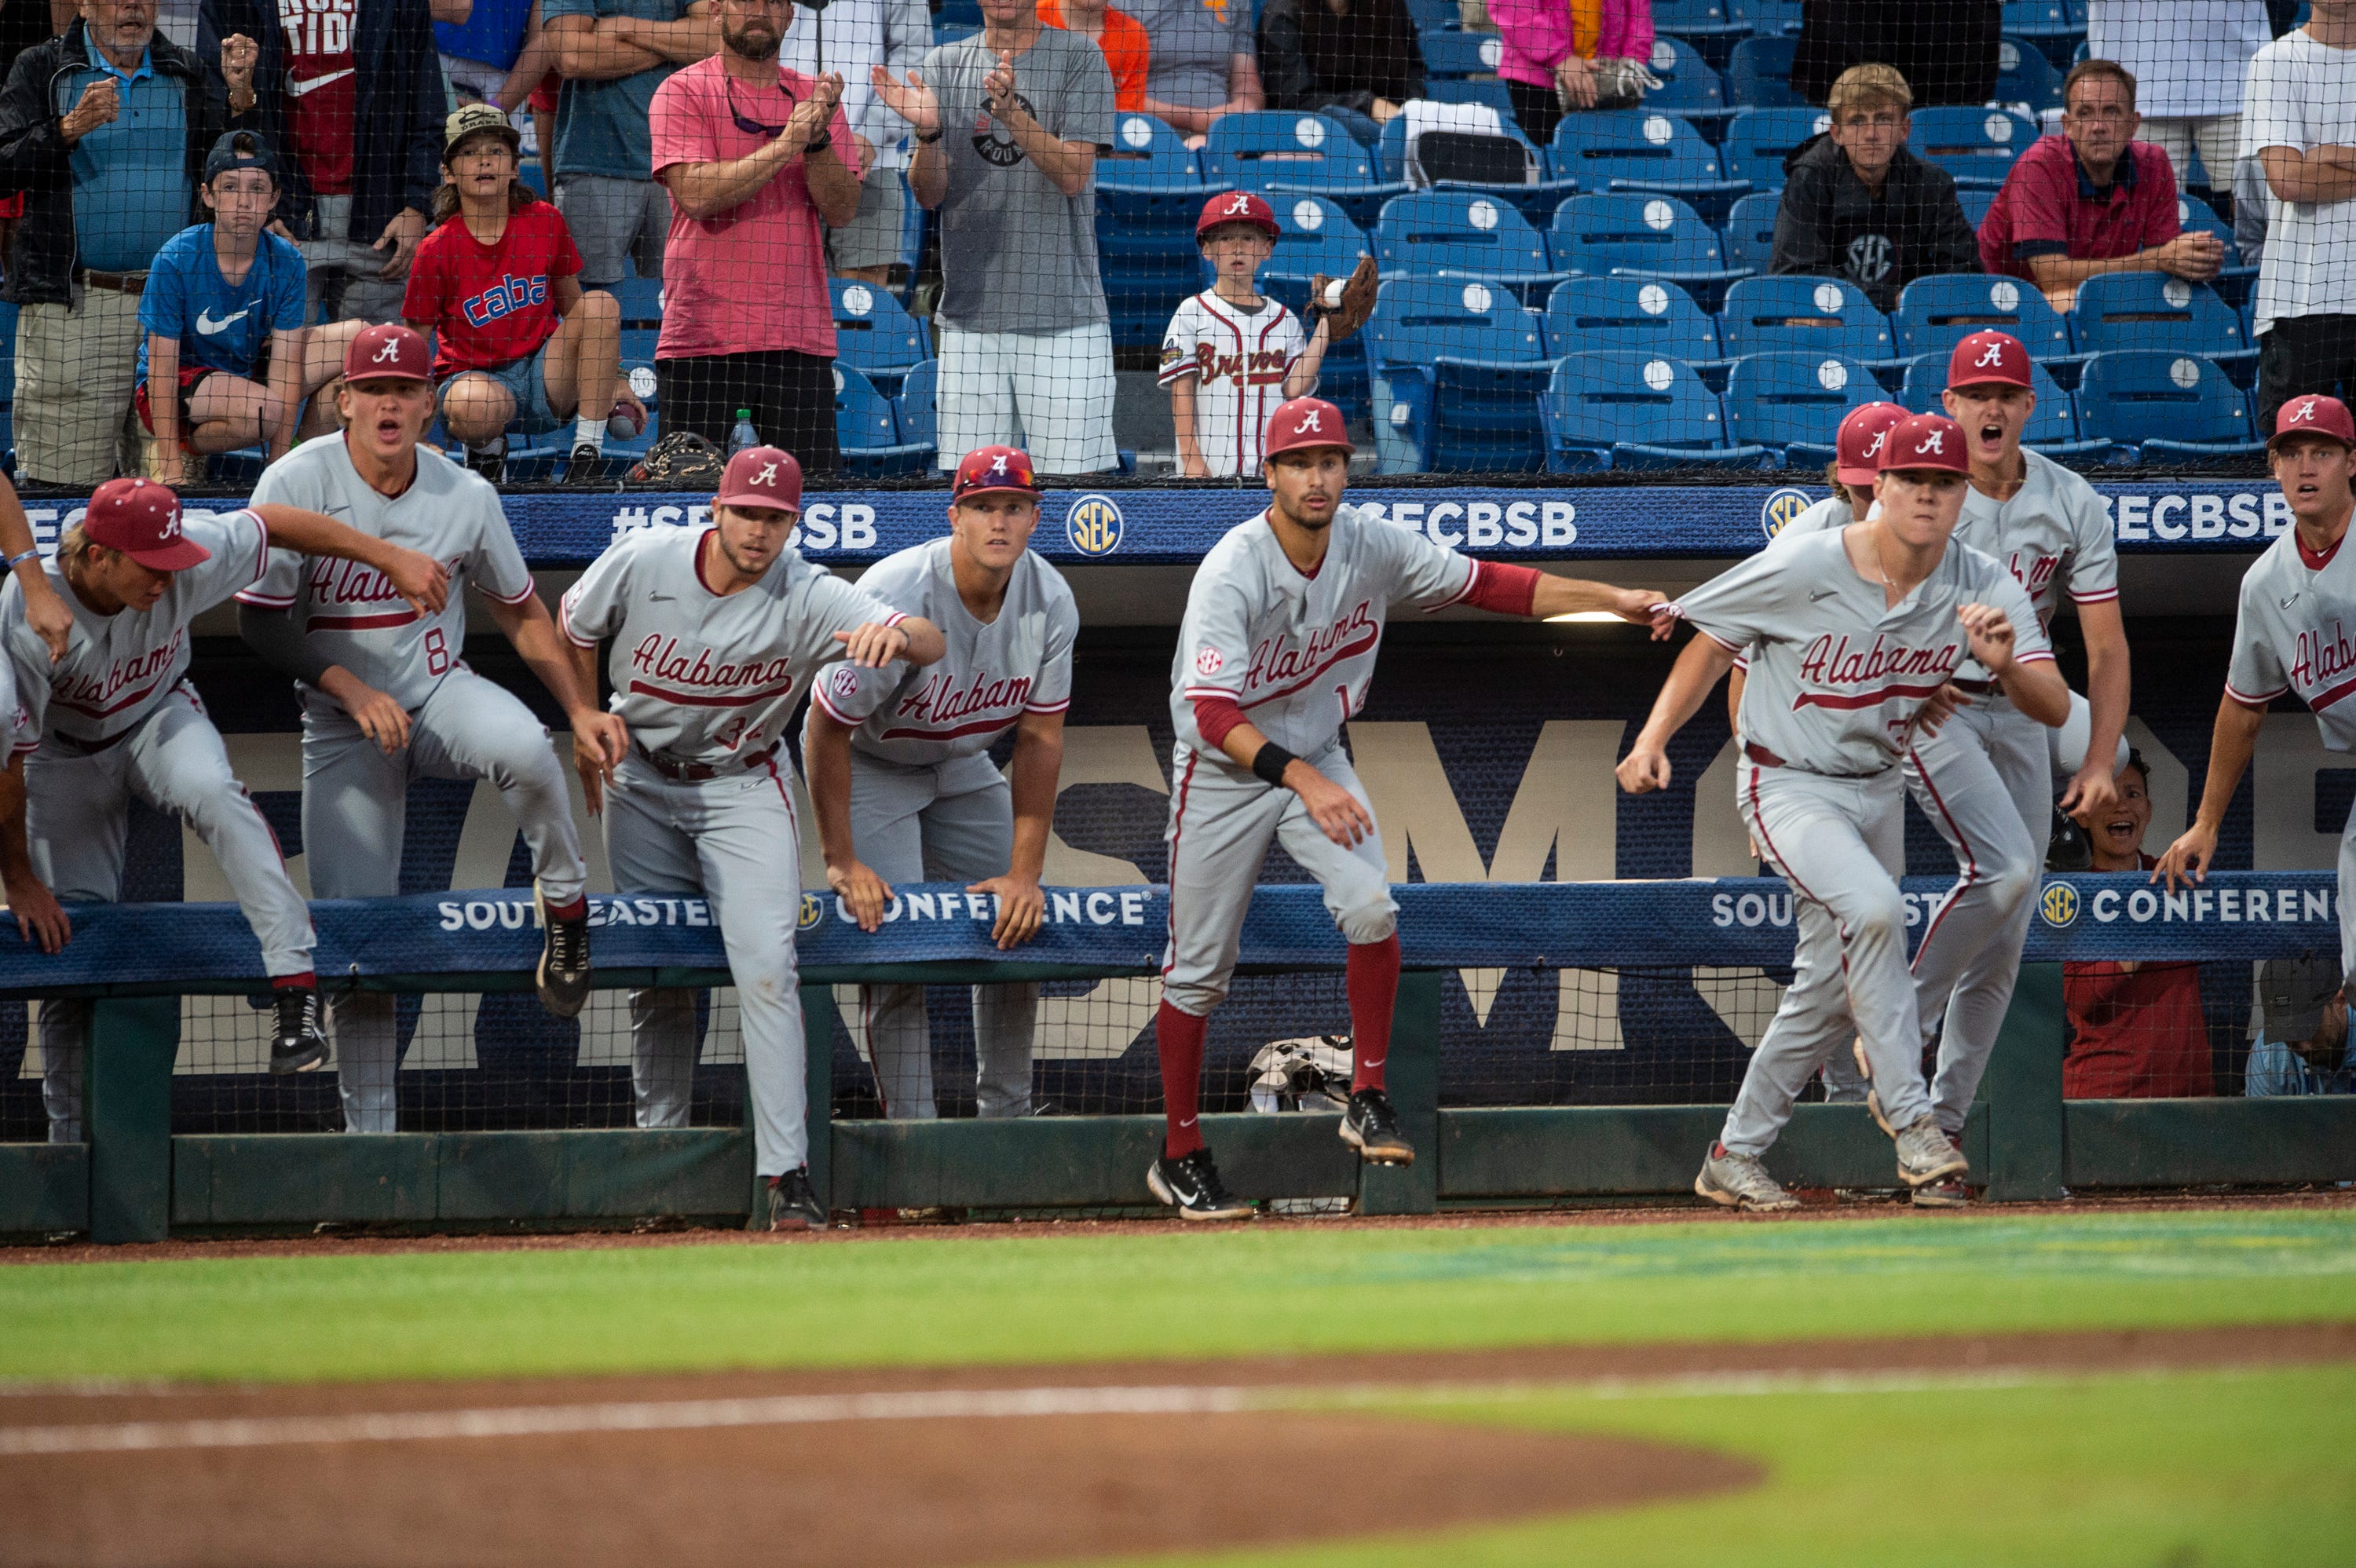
[1978,58,2222,312]
[650,0,859,473]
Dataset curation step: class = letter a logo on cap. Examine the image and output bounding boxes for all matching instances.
[754,460,779,486]
[1974,342,2006,369]
[2293,398,2320,424]
[1224,193,1249,215]
[1864,429,1888,459]
[372,338,402,364]
[1916,430,1946,455]
[1296,409,1324,433]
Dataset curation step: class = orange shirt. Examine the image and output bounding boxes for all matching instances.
[1038,0,1150,112]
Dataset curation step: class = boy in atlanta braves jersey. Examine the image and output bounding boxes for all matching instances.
[1162,192,1339,478]
[0,478,449,1143]
[2160,396,2356,978]
[1151,396,1662,1219]
[1622,415,2067,1208]
[561,447,946,1230]
[805,444,1076,1120]
[236,324,628,1135]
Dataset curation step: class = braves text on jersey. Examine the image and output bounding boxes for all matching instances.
[1158,291,1308,478]
[236,434,538,710]
[1675,529,2053,777]
[2226,528,2356,750]
[559,522,906,765]
[1948,448,2119,680]
[8,510,269,748]
[813,536,1077,766]
[1171,503,1483,762]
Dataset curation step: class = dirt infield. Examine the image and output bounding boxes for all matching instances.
[2,1324,2349,1567]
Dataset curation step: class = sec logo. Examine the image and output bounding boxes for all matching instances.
[1760,487,1816,541]
[1194,645,1224,675]
[2040,880,2080,928]
[828,663,859,699]
[1066,493,1123,557]
[799,893,824,930]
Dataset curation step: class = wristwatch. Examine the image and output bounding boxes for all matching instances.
[916,126,944,144]
[805,130,832,153]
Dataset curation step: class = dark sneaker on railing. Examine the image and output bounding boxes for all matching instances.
[1339,1087,1415,1166]
[536,887,591,1019]
[269,985,329,1075]
[1147,1148,1256,1221]
[764,1168,828,1231]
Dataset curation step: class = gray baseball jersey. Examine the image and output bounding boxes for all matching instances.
[10,510,269,747]
[559,523,905,766]
[2225,528,2356,749]
[1677,529,2051,776]
[1948,449,2119,681]
[1171,503,1478,760]
[238,434,538,710]
[813,536,1077,766]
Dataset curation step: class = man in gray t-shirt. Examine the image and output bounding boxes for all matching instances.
[1128,0,1261,136]
[874,0,1119,473]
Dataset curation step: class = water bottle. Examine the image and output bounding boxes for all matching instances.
[727,409,760,457]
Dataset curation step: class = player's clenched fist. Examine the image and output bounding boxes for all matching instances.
[1615,742,1672,795]
[1955,601,2017,670]
[386,547,452,616]
[828,857,894,933]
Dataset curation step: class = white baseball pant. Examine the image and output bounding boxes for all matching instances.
[1722,758,1935,1153]
[836,752,1038,1120]
[1160,740,1396,1018]
[1904,697,2047,1136]
[302,668,587,1134]
[605,751,814,1178]
[28,681,316,1143]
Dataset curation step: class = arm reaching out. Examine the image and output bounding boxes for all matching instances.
[249,504,450,614]
[1616,632,1740,795]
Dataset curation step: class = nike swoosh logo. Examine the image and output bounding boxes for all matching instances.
[2283,594,2303,609]
[648,593,675,601]
[1359,1057,1385,1070]
[1809,588,1839,601]
[1178,1117,1197,1128]
[195,305,250,334]
[287,68,354,98]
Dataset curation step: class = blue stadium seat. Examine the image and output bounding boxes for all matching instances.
[1717,275,1894,360]
[1648,0,1748,70]
[1890,272,2073,362]
[1549,192,1748,310]
[1725,35,1802,107]
[609,276,662,327]
[2069,275,2254,386]
[1097,112,1210,345]
[1539,351,1765,470]
[2175,193,2258,309]
[1099,111,1200,186]
[2003,0,2087,70]
[1365,276,1551,472]
[2074,350,2265,462]
[834,364,931,477]
[1722,352,1877,461]
[1896,352,2114,461]
[1374,189,1565,305]
[1641,38,1731,126]
[1542,276,1720,360]
[896,358,937,450]
[1727,0,1802,37]
[1417,28,1506,79]
[829,278,927,392]
[1907,107,2039,189]
[1372,119,1568,222]
[1994,35,2065,114]
[1549,111,1749,224]
[1401,0,1458,31]
[1205,112,1407,228]
[619,327,659,410]
[1245,193,1370,314]
[1718,105,1831,192]
[1722,189,1782,273]
[1955,185,1996,231]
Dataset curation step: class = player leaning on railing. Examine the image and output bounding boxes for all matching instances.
[1148,396,1664,1220]
[0,477,450,1146]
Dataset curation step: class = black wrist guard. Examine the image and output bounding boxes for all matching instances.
[1252,742,1297,788]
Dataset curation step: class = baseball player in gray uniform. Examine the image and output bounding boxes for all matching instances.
[1619,414,2069,1209]
[560,446,946,1231]
[1151,396,1662,1219]
[236,324,629,1135]
[0,477,449,1142]
[804,444,1076,1121]
[2160,395,2356,976]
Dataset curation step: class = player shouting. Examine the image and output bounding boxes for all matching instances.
[0,478,449,1143]
[560,447,946,1231]
[805,444,1076,1120]
[1151,397,1662,1219]
[1617,414,2069,1206]
[2158,396,2356,985]
[236,324,627,1135]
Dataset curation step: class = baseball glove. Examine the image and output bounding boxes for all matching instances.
[628,429,726,489]
[1308,256,1378,343]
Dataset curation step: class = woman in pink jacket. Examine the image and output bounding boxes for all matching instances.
[1491,0,1654,145]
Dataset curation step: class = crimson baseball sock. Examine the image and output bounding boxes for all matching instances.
[270,971,316,992]
[545,895,587,923]
[1156,1000,1209,1159]
[1348,934,1400,1093]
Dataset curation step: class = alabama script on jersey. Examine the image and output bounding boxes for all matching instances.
[1158,291,1308,478]
[2225,528,2356,751]
[813,535,1077,768]
[559,522,904,765]
[6,510,267,748]
[1172,503,1480,761]
[1948,448,2118,679]
[1677,528,2052,776]
[237,434,536,710]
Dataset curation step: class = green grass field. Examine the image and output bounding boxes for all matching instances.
[9,1206,2356,1564]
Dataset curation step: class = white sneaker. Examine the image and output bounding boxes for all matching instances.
[1695,1145,1801,1212]
[1893,1117,1970,1189]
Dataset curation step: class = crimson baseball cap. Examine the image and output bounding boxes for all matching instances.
[1197,189,1279,243]
[1946,329,2033,392]
[1264,396,1354,459]
[952,444,1041,500]
[1879,412,1971,476]
[715,445,804,513]
[343,323,431,384]
[2270,393,2356,451]
[82,477,209,571]
[1834,401,1911,485]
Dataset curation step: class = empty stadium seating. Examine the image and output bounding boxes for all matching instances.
[1375,190,1564,304]
[1097,112,1210,348]
[1719,106,1831,192]
[829,279,928,393]
[1204,112,1408,228]
[1367,276,1550,472]
[2075,350,2266,462]
[1722,351,1878,460]
[1543,276,1721,362]
[1717,275,1893,360]
[2069,275,2254,384]
[1549,193,1747,310]
[1549,112,1749,224]
[1725,35,1803,108]
[1721,190,1781,274]
[1890,273,2074,363]
[1907,107,2039,188]
[1540,352,1765,470]
[834,364,932,477]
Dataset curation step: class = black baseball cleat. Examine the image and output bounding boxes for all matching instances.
[269,985,330,1075]
[464,441,507,484]
[536,888,592,1018]
[563,444,606,486]
[1147,1148,1256,1221]
[763,1168,828,1231]
[1339,1087,1414,1166]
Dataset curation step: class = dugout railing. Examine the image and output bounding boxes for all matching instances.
[2,876,2351,1244]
